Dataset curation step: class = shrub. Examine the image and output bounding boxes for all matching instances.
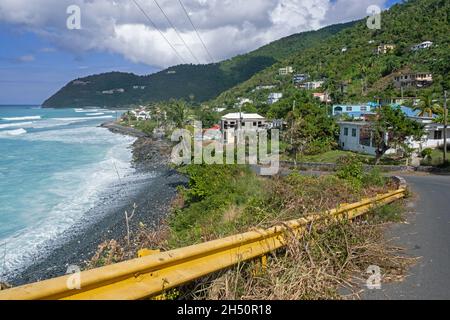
[362,167,386,188]
[421,148,433,159]
[336,154,364,182]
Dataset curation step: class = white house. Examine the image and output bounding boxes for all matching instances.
[268,93,283,104]
[236,98,253,108]
[337,105,450,156]
[298,81,324,90]
[394,73,433,88]
[221,113,267,144]
[253,85,276,92]
[279,66,294,76]
[131,109,151,121]
[411,41,433,51]
[338,121,382,155]
[215,107,227,113]
[102,88,125,94]
[313,92,332,103]
[377,44,395,55]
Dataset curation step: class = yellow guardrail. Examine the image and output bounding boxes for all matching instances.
[0,188,406,300]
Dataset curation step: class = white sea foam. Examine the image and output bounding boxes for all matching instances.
[2,116,41,121]
[22,126,123,145]
[0,128,27,137]
[74,109,99,113]
[0,122,33,129]
[53,115,113,121]
[86,113,105,116]
[0,127,136,279]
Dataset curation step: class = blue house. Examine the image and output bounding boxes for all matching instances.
[332,102,379,117]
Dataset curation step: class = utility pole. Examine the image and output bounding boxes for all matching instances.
[444,90,448,164]
[290,100,296,145]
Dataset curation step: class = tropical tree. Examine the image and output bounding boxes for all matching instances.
[413,91,442,118]
[196,106,220,128]
[373,105,425,164]
[167,99,190,128]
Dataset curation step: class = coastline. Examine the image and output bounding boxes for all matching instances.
[11,122,186,286]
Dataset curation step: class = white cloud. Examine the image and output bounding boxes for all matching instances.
[17,54,35,62]
[0,0,388,68]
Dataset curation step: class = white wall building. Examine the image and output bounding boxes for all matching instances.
[221,113,266,145]
[411,41,433,51]
[268,93,283,104]
[298,81,324,90]
[279,66,294,76]
[338,120,450,156]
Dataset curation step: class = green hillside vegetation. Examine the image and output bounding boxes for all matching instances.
[43,22,355,108]
[212,0,450,109]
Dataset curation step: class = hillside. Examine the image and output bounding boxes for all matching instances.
[212,0,450,108]
[42,22,355,108]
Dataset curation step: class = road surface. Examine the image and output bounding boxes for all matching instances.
[365,173,450,300]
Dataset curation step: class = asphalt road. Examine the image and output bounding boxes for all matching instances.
[364,174,450,300]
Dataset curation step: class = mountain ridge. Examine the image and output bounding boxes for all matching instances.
[42,21,357,108]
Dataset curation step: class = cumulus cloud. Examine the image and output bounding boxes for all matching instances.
[0,0,388,68]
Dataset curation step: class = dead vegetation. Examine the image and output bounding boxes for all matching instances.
[85,164,415,300]
[185,213,416,300]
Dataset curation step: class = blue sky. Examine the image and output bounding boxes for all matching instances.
[0,0,402,105]
[0,23,157,105]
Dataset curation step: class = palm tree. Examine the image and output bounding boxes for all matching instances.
[414,92,442,118]
[168,99,189,128]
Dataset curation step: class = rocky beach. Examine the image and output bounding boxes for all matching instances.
[11,122,187,286]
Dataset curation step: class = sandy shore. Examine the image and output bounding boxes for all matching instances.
[11,123,187,286]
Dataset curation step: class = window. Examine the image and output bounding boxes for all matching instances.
[344,128,349,136]
[434,131,443,140]
[359,126,372,147]
[361,106,367,112]
[352,128,357,137]
[253,122,257,127]
[346,106,353,112]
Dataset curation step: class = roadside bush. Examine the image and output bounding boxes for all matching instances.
[305,138,337,156]
[336,154,365,189]
[421,148,433,160]
[362,167,386,188]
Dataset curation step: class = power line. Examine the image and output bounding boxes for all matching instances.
[152,0,200,64]
[131,0,186,64]
[177,0,215,63]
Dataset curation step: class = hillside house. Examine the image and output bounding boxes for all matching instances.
[377,44,396,54]
[279,66,294,76]
[298,81,324,90]
[313,92,332,103]
[293,74,309,84]
[235,98,253,108]
[203,124,222,141]
[411,41,433,51]
[102,88,125,94]
[338,122,381,155]
[253,85,276,91]
[268,93,283,104]
[376,97,420,106]
[221,113,267,144]
[338,105,449,156]
[332,103,378,118]
[394,73,433,88]
[131,109,151,121]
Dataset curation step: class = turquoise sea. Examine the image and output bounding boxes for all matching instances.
[0,106,135,279]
